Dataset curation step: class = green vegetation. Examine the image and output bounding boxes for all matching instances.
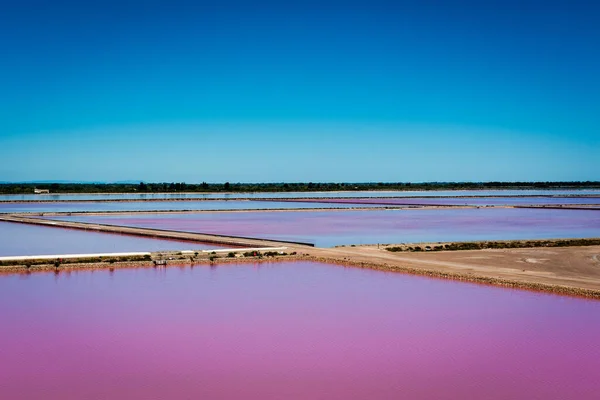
[240,251,290,258]
[1,181,599,194]
[0,254,153,267]
[263,251,286,257]
[386,238,600,253]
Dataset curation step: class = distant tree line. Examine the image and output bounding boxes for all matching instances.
[1,181,599,194]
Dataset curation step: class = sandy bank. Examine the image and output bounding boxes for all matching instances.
[1,246,599,300]
[303,244,600,296]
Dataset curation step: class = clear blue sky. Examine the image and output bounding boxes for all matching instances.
[1,0,598,182]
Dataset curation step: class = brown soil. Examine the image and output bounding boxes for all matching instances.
[304,245,600,296]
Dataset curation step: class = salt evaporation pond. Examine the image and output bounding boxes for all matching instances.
[55,208,600,247]
[0,200,385,214]
[0,222,221,257]
[0,261,598,399]
[2,189,600,201]
[295,196,600,207]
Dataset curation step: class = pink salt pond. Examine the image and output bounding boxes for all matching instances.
[289,196,600,207]
[55,207,600,247]
[1,261,599,399]
[0,221,222,256]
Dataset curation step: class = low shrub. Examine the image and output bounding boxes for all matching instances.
[385,247,404,252]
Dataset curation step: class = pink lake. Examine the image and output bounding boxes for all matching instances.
[53,208,600,247]
[0,261,599,399]
[0,221,224,256]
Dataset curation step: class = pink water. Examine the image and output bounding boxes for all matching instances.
[55,208,600,247]
[1,262,599,399]
[0,221,223,256]
[286,197,600,206]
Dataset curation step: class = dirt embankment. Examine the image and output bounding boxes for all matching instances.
[2,244,600,300]
[303,244,600,298]
[383,238,600,252]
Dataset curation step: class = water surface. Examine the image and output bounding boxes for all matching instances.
[0,262,598,399]
[296,197,600,207]
[0,222,221,256]
[0,200,383,214]
[53,208,600,247]
[2,189,600,201]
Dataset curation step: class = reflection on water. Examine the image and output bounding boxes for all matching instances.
[0,262,598,399]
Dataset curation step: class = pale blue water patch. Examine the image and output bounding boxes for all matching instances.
[0,221,222,257]
[51,208,600,247]
[0,200,385,214]
[2,189,600,201]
